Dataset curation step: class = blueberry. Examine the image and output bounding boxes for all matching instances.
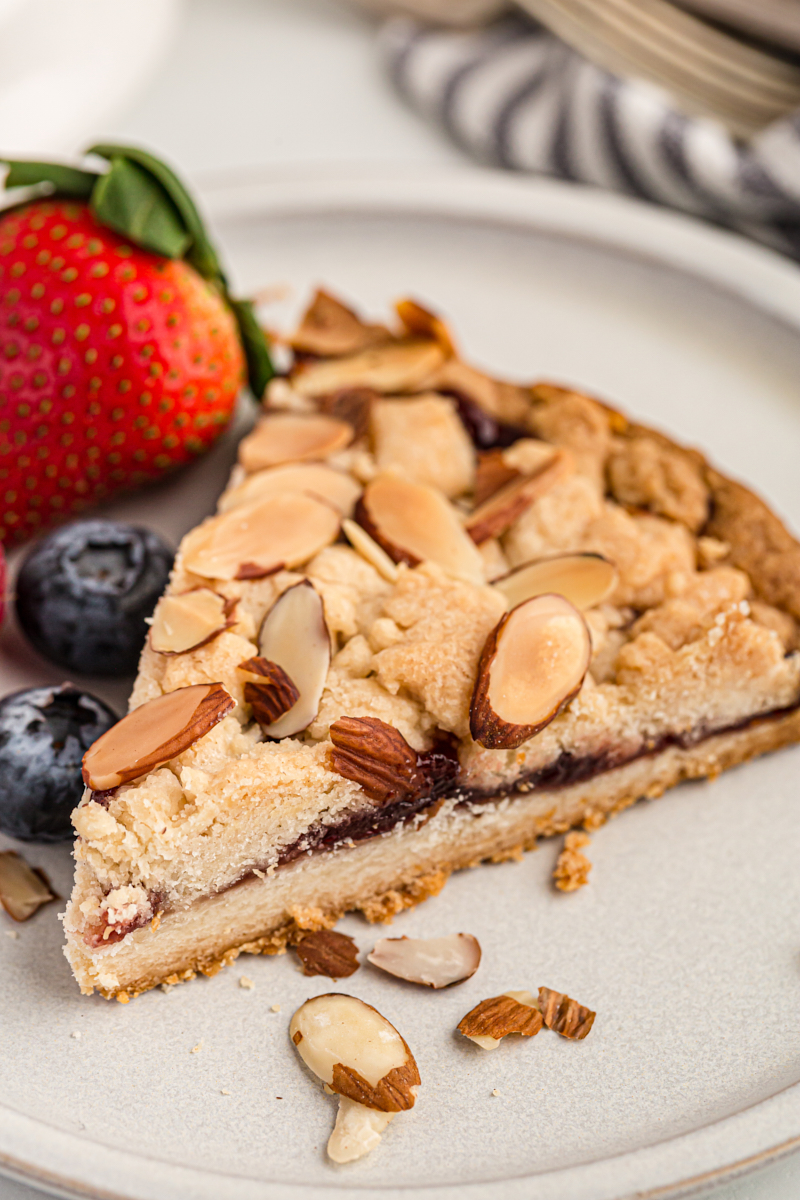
[0,684,117,842]
[16,520,173,676]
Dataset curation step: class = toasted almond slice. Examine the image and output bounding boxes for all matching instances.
[317,386,377,441]
[328,1097,394,1164]
[290,289,391,357]
[501,438,557,474]
[82,683,234,790]
[457,990,543,1050]
[395,297,456,356]
[342,517,399,582]
[493,554,618,612]
[219,463,361,517]
[238,413,353,473]
[0,852,56,922]
[470,594,591,749]
[474,449,520,506]
[538,986,596,1040]
[356,473,485,584]
[182,493,340,581]
[257,580,331,738]
[292,340,445,397]
[290,993,420,1112]
[294,930,360,979]
[150,589,233,655]
[239,656,300,728]
[465,449,572,544]
[368,933,481,988]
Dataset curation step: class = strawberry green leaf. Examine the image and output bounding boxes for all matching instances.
[3,143,273,400]
[91,157,191,259]
[228,298,274,399]
[1,160,97,198]
[87,143,224,284]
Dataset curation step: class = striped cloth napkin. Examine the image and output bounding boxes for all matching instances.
[380,13,800,258]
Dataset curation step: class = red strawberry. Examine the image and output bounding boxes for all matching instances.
[0,146,271,544]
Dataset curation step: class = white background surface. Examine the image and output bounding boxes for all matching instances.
[1,2,799,1198]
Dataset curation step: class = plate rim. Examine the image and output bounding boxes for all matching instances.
[3,165,800,1200]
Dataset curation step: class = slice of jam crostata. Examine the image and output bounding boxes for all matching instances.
[64,289,800,999]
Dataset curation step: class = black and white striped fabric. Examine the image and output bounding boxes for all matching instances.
[381,13,800,259]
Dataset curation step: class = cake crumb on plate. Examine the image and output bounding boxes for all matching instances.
[554,832,592,892]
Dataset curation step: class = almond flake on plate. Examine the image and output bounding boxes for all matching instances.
[290,993,420,1162]
[538,986,596,1039]
[368,933,481,988]
[294,930,360,979]
[457,991,543,1050]
[0,851,56,922]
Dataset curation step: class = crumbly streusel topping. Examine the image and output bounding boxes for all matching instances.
[67,290,800,937]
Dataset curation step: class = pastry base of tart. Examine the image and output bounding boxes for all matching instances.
[65,705,800,999]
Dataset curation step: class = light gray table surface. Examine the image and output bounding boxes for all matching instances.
[2,2,798,1197]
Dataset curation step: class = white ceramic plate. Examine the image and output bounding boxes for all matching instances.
[2,170,800,1200]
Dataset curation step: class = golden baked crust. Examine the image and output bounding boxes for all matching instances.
[63,290,800,997]
[73,706,800,1001]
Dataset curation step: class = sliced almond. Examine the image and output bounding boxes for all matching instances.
[238,413,353,473]
[501,437,558,475]
[182,493,340,581]
[82,683,234,790]
[292,340,445,397]
[341,518,399,583]
[328,1097,394,1164]
[474,449,520,506]
[317,386,377,441]
[0,852,56,922]
[219,463,361,517]
[356,473,485,584]
[395,297,456,356]
[538,986,596,1040]
[239,656,300,728]
[457,991,543,1050]
[329,716,421,804]
[257,581,331,738]
[470,594,591,749]
[368,933,481,988]
[290,289,391,357]
[294,930,360,979]
[290,993,420,1112]
[465,449,572,544]
[150,589,234,655]
[493,554,618,612]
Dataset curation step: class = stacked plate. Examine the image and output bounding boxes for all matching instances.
[355,0,800,138]
[518,0,800,137]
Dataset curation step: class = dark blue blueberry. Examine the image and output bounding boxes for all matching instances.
[16,520,173,676]
[0,684,117,842]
